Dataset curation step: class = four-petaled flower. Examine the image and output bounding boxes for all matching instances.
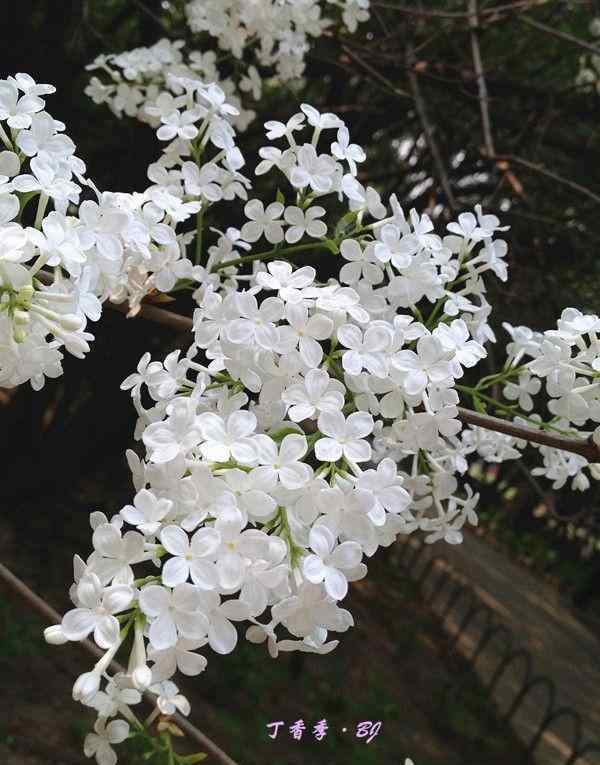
[315,410,374,463]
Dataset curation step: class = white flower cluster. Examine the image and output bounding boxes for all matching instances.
[44,76,526,763]
[0,74,236,390]
[0,73,98,389]
[185,0,370,78]
[476,310,600,491]
[85,0,370,133]
[576,18,600,93]
[86,38,258,133]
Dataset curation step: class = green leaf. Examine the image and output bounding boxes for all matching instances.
[334,211,358,241]
[275,188,285,205]
[321,238,339,255]
[179,753,208,764]
[18,191,37,215]
[474,397,487,414]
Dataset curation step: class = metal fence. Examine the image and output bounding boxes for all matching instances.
[394,539,600,765]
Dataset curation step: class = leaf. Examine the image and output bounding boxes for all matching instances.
[321,238,339,255]
[18,191,37,215]
[275,188,285,205]
[179,753,208,764]
[334,211,358,241]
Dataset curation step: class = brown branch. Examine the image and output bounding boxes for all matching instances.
[457,407,600,462]
[519,14,600,56]
[109,297,194,333]
[0,561,240,765]
[36,270,194,332]
[468,0,496,158]
[406,41,457,212]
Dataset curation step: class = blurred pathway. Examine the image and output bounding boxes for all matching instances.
[413,531,600,764]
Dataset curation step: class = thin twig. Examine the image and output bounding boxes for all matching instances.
[131,0,175,36]
[495,154,600,205]
[468,0,496,158]
[0,561,240,765]
[370,1,550,19]
[406,41,457,211]
[519,14,600,56]
[340,44,412,99]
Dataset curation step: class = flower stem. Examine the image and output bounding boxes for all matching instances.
[212,242,325,272]
[34,193,49,229]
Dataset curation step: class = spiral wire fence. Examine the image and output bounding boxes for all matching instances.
[394,538,600,764]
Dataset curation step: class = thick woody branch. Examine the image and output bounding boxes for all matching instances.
[0,561,240,765]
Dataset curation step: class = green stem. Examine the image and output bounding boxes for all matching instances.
[212,242,325,272]
[0,123,12,150]
[34,193,49,229]
[475,364,528,392]
[425,298,445,330]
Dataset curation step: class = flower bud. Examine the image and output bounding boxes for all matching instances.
[132,664,153,691]
[13,309,30,326]
[72,671,100,703]
[157,720,185,737]
[59,313,83,332]
[590,463,600,480]
[18,284,34,304]
[13,325,27,343]
[44,624,69,645]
